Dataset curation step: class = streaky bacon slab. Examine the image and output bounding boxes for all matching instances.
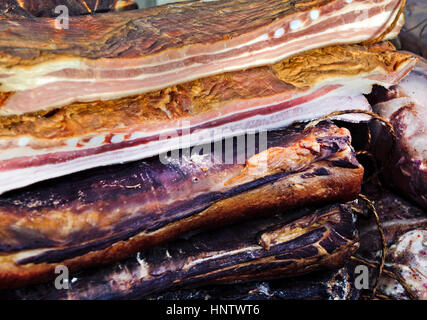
[0,0,406,115]
[0,43,416,194]
[1,202,359,298]
[368,55,427,209]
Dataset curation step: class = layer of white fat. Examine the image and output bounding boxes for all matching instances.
[0,91,368,194]
[0,58,88,91]
[17,136,29,147]
[8,248,54,263]
[0,73,382,162]
[130,131,150,140]
[373,97,413,120]
[87,134,105,147]
[66,137,79,148]
[0,1,397,94]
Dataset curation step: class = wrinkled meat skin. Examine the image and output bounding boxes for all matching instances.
[0,0,403,61]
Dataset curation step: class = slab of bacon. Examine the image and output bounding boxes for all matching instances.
[0,0,137,19]
[0,121,363,289]
[0,43,415,194]
[0,0,406,115]
[367,55,427,209]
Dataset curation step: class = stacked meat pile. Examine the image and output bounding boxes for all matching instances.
[0,0,425,299]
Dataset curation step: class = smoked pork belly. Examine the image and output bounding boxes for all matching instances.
[0,122,363,289]
[0,0,406,115]
[0,43,416,194]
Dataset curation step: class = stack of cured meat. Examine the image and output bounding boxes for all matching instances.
[0,0,425,299]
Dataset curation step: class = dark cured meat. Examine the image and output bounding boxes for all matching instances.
[0,0,137,18]
[0,122,363,289]
[1,203,358,300]
[148,264,359,300]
